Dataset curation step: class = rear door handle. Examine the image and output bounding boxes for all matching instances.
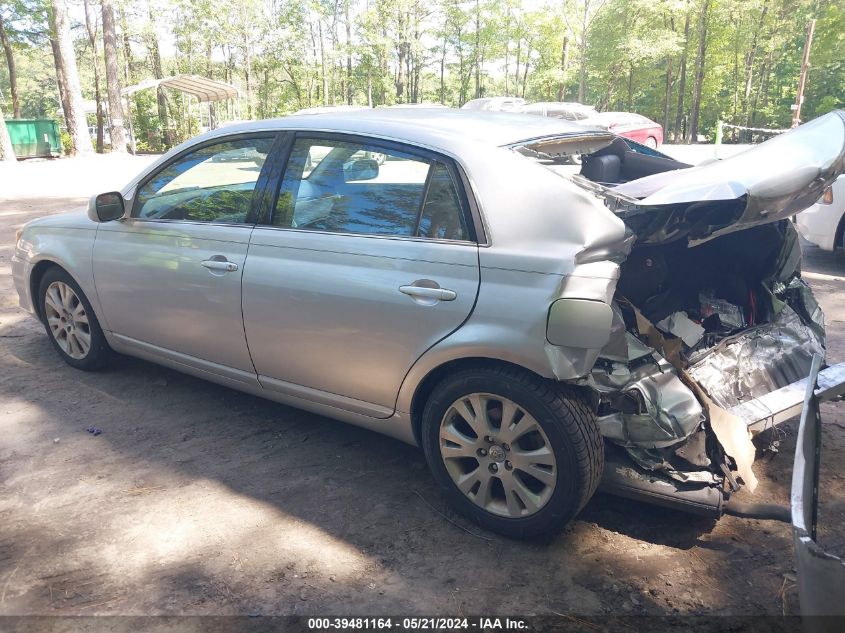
[201,259,238,272]
[399,285,457,302]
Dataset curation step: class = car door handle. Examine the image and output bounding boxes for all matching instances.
[399,285,457,302]
[201,259,238,272]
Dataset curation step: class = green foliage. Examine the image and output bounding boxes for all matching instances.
[0,0,841,148]
[59,129,72,155]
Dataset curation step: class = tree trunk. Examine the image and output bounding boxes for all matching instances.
[146,6,169,147]
[367,62,373,107]
[751,48,772,126]
[319,21,328,105]
[0,103,16,162]
[345,0,353,104]
[503,11,510,96]
[51,0,93,155]
[458,29,466,105]
[440,33,446,104]
[83,0,104,153]
[412,3,421,103]
[395,9,407,102]
[673,3,691,142]
[557,36,569,101]
[243,34,253,117]
[48,33,71,138]
[379,25,388,104]
[474,0,480,98]
[521,42,531,98]
[687,0,710,143]
[101,0,127,153]
[206,41,217,128]
[0,14,20,118]
[742,0,768,131]
[577,1,589,103]
[662,56,674,137]
[120,7,132,84]
[577,38,587,102]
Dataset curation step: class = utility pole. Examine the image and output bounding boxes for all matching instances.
[791,19,815,128]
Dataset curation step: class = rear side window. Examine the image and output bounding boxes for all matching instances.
[273,137,470,241]
[417,164,469,240]
[135,137,273,223]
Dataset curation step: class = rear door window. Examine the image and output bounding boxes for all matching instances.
[272,136,470,241]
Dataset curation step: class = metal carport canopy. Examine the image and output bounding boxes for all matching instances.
[121,74,239,102]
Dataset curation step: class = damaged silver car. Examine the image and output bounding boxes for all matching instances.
[12,108,845,541]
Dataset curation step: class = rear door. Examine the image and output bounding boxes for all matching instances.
[242,133,481,417]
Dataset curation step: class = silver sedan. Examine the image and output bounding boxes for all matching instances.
[12,108,845,538]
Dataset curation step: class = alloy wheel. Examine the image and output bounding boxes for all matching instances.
[44,281,91,360]
[438,393,558,518]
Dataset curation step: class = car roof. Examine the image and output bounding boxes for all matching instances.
[187,107,592,155]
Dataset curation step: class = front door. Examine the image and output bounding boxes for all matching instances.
[242,134,481,416]
[93,135,277,382]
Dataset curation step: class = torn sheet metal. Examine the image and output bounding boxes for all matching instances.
[789,276,825,341]
[730,361,845,433]
[687,304,825,410]
[592,354,705,449]
[594,302,704,449]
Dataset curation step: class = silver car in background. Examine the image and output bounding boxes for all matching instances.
[12,108,845,540]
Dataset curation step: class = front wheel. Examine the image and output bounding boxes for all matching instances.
[38,267,111,370]
[644,136,658,149]
[421,366,603,538]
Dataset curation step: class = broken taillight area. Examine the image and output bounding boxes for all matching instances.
[590,219,824,493]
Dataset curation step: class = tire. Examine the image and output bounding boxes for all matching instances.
[38,267,111,371]
[644,136,658,149]
[421,366,603,538]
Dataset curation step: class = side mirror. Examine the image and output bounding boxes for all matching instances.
[88,191,125,222]
[343,158,379,182]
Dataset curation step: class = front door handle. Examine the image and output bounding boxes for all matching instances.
[201,259,238,272]
[399,284,457,302]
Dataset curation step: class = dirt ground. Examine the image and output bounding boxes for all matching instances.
[1,154,845,617]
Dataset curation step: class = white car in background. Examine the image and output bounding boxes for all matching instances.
[521,101,597,122]
[796,175,845,251]
[461,97,526,112]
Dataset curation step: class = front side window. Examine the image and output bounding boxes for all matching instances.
[135,137,274,223]
[273,137,470,241]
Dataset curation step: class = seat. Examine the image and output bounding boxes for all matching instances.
[581,154,622,184]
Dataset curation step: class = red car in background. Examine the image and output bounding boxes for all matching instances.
[578,111,664,148]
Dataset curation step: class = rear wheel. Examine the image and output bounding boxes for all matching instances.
[38,267,111,370]
[644,136,658,149]
[421,366,603,538]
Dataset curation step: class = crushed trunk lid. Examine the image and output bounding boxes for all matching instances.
[609,111,845,245]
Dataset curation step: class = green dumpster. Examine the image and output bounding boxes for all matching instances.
[6,119,63,158]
